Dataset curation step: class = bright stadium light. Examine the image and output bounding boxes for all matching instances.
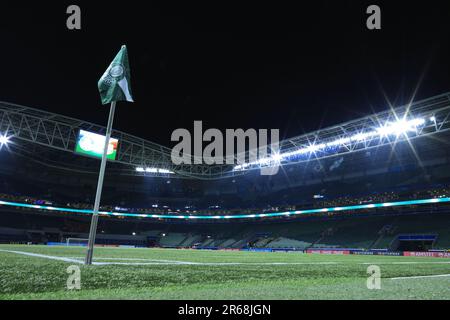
[136,167,174,174]
[350,132,375,142]
[326,137,351,147]
[0,134,11,147]
[377,118,425,137]
[305,143,325,153]
[233,117,428,172]
[158,168,174,174]
[272,153,282,162]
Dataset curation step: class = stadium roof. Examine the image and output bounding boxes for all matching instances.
[1,92,450,179]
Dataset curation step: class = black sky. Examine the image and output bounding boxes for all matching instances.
[1,1,450,146]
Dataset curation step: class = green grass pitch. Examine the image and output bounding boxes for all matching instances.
[0,244,449,300]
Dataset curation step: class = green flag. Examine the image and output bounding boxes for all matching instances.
[98,45,134,105]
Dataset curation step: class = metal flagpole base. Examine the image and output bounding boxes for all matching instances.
[84,213,99,265]
[85,248,94,265]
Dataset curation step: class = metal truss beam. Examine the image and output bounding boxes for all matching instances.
[0,101,228,179]
[1,92,450,180]
[233,92,450,173]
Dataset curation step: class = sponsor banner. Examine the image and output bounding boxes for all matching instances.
[306,249,350,255]
[352,251,403,256]
[375,251,403,256]
[242,248,273,252]
[271,248,302,252]
[404,251,450,258]
[352,251,375,255]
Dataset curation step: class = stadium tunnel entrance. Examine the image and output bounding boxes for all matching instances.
[392,234,437,251]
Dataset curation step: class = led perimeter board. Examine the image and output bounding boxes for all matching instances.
[75,129,118,160]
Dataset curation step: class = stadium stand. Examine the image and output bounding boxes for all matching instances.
[1,202,449,251]
[158,233,188,247]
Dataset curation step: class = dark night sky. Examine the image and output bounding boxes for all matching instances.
[1,1,450,146]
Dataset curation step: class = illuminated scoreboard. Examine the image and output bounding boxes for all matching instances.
[74,130,118,160]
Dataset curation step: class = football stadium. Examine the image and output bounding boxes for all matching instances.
[0,92,449,300]
[1,2,450,305]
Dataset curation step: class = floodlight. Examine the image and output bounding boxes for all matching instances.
[138,167,174,174]
[0,134,10,146]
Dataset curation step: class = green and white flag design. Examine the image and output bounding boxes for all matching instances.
[98,45,134,105]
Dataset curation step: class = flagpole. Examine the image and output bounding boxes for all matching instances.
[85,101,117,265]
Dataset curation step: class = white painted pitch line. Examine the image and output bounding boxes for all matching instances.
[360,262,450,265]
[93,262,194,265]
[83,261,342,266]
[65,256,341,265]
[2,250,449,267]
[0,249,84,264]
[75,257,450,265]
[390,274,450,280]
[65,256,192,263]
[0,250,184,265]
[1,250,341,265]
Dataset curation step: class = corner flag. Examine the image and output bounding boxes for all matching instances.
[98,45,134,105]
[85,45,134,265]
